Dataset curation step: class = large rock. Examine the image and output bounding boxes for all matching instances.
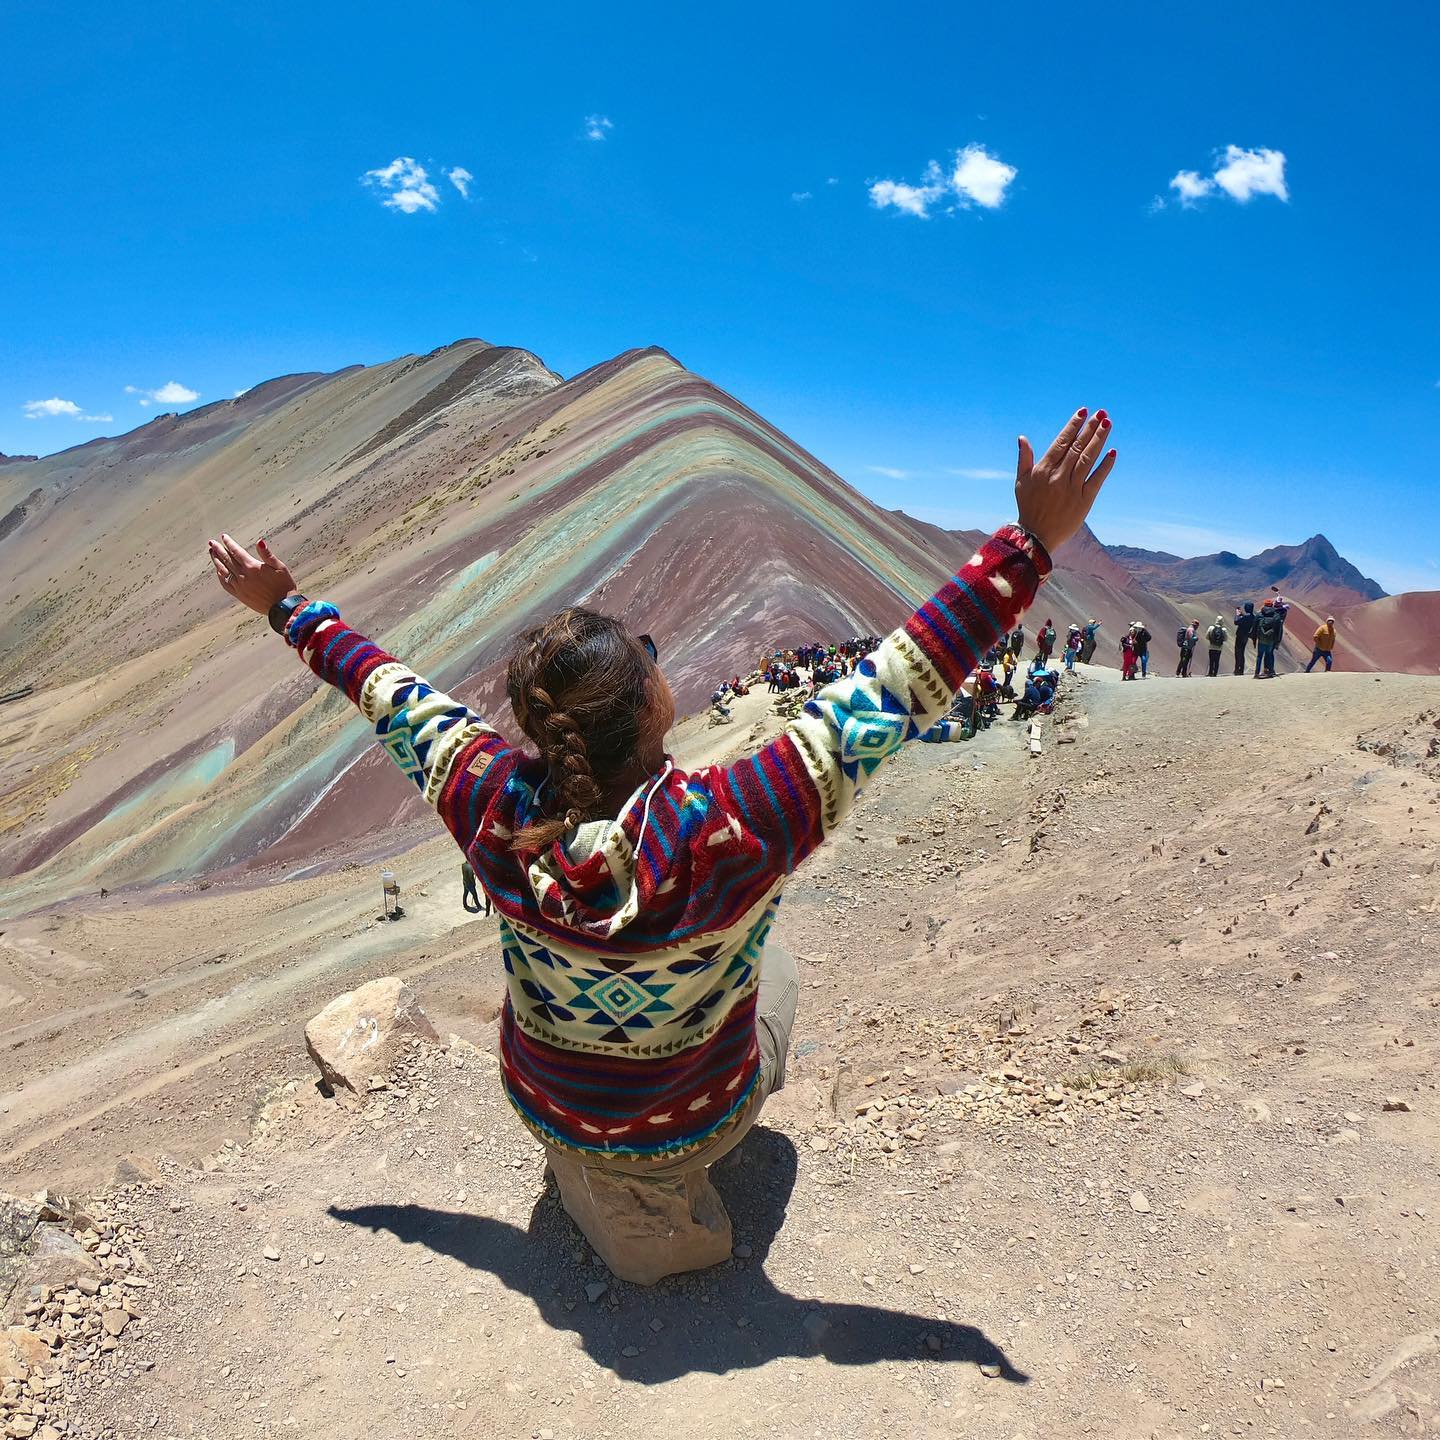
[546,1150,732,1286]
[0,1197,41,1310]
[1,1196,100,1322]
[304,977,439,1095]
[0,1325,51,1379]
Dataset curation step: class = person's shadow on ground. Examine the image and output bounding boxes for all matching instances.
[330,1126,1028,1385]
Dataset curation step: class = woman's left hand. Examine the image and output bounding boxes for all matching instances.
[207,534,298,615]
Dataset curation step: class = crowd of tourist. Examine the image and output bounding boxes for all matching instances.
[710,590,1339,737]
[1121,595,1338,680]
[759,637,880,696]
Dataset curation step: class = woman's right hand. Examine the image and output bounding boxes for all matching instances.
[207,534,299,616]
[1015,408,1116,555]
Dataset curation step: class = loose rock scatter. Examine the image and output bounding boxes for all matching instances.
[2,672,1437,1439]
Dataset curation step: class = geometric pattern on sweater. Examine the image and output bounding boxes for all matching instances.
[284,523,1049,1161]
[499,890,774,1058]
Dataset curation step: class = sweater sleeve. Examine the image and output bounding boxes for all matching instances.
[285,601,515,850]
[709,524,1050,875]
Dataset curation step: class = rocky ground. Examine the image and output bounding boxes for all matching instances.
[2,666,1438,1438]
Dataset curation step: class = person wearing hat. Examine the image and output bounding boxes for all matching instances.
[1079,618,1100,664]
[1204,614,1228,677]
[1306,616,1339,672]
[1132,619,1153,678]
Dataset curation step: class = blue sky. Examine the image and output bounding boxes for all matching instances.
[4,1,1437,593]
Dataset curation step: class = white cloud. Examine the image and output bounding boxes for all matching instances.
[446,166,473,199]
[125,381,199,408]
[1169,169,1214,207]
[870,166,948,218]
[946,467,1010,481]
[870,144,1017,218]
[826,176,839,186]
[791,190,813,203]
[1212,145,1288,203]
[1164,146,1288,210]
[23,397,82,419]
[950,143,1017,209]
[584,115,613,141]
[22,397,111,422]
[363,156,441,214]
[867,465,913,480]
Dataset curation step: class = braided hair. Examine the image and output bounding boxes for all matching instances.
[506,607,657,851]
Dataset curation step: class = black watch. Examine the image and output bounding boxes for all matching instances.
[268,593,308,636]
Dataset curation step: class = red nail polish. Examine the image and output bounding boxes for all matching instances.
[1101,418,1111,429]
[1096,409,1108,421]
[1078,407,1088,417]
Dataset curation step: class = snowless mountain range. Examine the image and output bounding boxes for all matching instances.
[1,339,1433,907]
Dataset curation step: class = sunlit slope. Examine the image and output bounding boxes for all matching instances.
[0,343,991,905]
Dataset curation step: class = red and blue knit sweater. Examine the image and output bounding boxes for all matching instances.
[286,524,1049,1161]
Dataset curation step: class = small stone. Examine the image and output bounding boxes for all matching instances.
[908,1264,925,1275]
[1383,1097,1413,1113]
[310,1252,325,1266]
[100,1311,130,1338]
[1179,1081,1205,1099]
[263,1247,280,1262]
[979,1362,1002,1378]
[649,1319,664,1333]
[621,1345,640,1358]
[809,1136,831,1152]
[1129,1192,1152,1214]
[585,1282,608,1304]
[733,1244,753,1259]
[1098,1050,1129,1066]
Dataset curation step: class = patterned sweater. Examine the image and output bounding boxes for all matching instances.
[286,524,1050,1162]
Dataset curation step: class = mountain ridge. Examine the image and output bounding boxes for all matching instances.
[1101,531,1387,605]
[1,339,1434,910]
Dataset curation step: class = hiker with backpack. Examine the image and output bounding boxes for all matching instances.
[1063,624,1081,672]
[1233,602,1256,676]
[1008,624,1025,659]
[1132,622,1152,678]
[1036,619,1057,663]
[1205,615,1227,677]
[1175,621,1199,678]
[1253,601,1283,678]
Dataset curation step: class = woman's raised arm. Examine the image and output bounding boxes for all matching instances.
[709,406,1115,873]
[206,534,512,845]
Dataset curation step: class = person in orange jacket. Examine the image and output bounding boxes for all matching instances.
[1305,616,1338,673]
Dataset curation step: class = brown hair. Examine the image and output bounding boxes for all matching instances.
[506,607,656,851]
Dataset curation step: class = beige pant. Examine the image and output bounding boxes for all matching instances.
[563,944,801,1180]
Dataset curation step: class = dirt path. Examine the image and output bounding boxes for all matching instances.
[8,669,1440,1438]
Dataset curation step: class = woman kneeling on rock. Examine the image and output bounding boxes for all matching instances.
[207,407,1115,1262]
